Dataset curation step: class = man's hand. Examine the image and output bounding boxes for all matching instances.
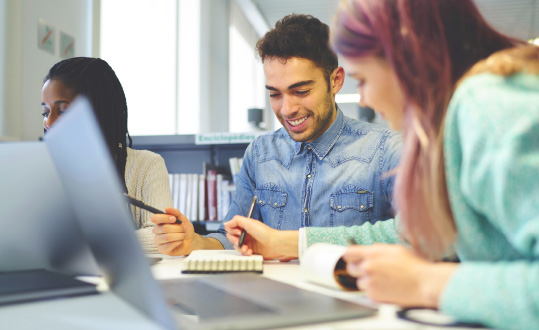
[152,207,195,256]
[225,215,299,260]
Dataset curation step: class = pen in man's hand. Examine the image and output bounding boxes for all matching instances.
[124,194,181,224]
[238,196,258,248]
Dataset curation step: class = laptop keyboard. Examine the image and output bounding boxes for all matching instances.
[158,273,376,329]
[160,278,276,320]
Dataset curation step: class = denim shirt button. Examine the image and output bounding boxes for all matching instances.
[337,205,342,209]
[360,205,364,209]
[274,203,277,206]
[307,174,311,178]
[304,208,308,212]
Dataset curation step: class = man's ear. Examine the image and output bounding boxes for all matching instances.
[330,67,345,94]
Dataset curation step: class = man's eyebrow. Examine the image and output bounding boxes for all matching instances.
[265,80,315,92]
[288,80,314,90]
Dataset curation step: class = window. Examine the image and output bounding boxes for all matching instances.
[101,0,267,135]
[177,0,200,134]
[101,0,201,135]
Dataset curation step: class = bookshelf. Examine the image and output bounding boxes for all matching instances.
[131,135,249,174]
[131,134,250,235]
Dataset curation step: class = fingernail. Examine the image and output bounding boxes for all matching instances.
[169,216,176,222]
[346,263,360,276]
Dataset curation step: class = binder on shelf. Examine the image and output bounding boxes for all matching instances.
[198,174,206,221]
[178,173,188,216]
[216,173,224,221]
[228,157,242,184]
[189,173,199,221]
[204,162,218,221]
[185,173,193,220]
[219,176,234,220]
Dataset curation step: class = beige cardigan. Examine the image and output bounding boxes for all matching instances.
[125,148,173,253]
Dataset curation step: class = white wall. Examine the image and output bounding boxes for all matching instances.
[229,0,268,132]
[0,0,22,141]
[0,0,93,141]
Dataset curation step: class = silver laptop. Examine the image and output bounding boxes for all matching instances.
[0,141,98,276]
[44,96,376,330]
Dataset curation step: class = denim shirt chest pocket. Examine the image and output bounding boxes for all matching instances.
[330,185,373,226]
[256,184,288,229]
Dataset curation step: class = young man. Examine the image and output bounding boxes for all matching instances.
[152,14,402,256]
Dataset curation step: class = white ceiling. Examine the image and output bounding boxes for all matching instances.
[246,0,538,101]
[251,0,539,41]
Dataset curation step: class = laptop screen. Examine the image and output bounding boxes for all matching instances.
[43,96,176,330]
[0,141,98,276]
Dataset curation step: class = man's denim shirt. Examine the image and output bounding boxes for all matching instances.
[208,109,402,249]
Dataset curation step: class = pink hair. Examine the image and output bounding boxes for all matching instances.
[332,0,520,259]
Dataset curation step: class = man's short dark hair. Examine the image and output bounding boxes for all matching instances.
[256,14,339,84]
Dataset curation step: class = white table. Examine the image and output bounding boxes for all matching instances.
[0,255,480,330]
[152,255,478,330]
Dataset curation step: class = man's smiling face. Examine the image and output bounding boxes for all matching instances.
[264,57,342,142]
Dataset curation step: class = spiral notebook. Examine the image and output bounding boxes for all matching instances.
[182,250,263,274]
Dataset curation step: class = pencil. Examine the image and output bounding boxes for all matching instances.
[124,194,181,225]
[124,194,165,214]
[238,196,258,248]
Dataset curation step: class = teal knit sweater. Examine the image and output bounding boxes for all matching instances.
[306,72,539,329]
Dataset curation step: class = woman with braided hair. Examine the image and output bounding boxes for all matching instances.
[41,57,173,253]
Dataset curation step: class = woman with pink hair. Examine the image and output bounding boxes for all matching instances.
[331,0,538,328]
[225,1,538,327]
